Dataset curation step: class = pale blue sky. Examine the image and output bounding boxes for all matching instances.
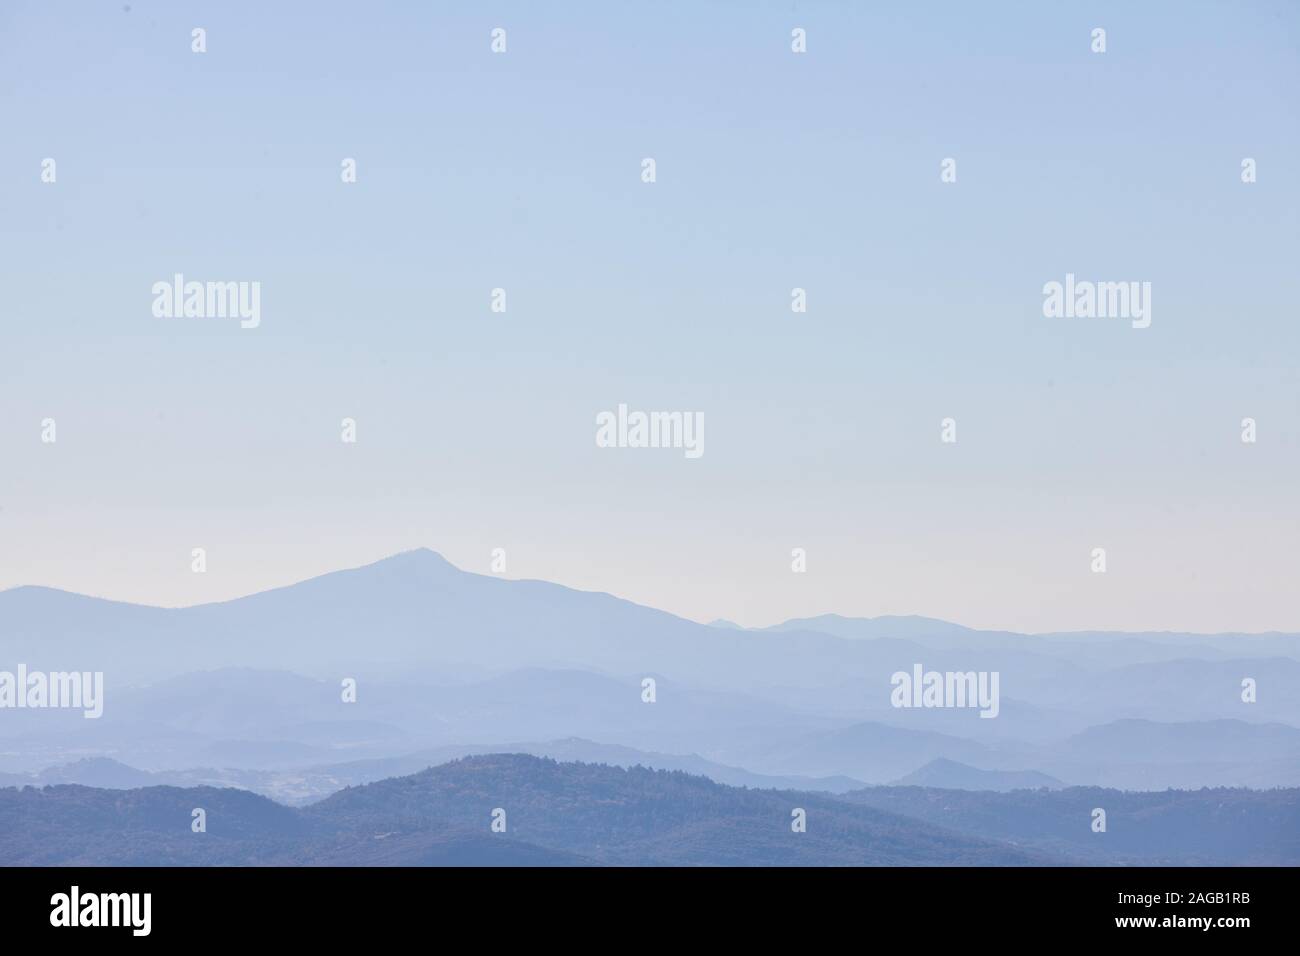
[1,1,1297,631]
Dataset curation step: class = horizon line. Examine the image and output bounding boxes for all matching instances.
[2,547,1294,639]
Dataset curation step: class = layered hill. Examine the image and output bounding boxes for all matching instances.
[0,754,1040,866]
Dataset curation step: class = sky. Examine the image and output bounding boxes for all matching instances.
[1,0,1297,633]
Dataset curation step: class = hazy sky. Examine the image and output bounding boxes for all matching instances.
[2,1,1297,633]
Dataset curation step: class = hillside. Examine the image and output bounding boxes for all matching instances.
[305,754,1042,866]
[0,754,1042,866]
[838,784,1300,865]
[4,754,1296,867]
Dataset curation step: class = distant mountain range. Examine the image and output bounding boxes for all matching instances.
[0,754,1039,866]
[3,549,1299,798]
[4,548,1296,686]
[2,754,1294,867]
[0,740,869,805]
[764,614,982,643]
[892,759,1064,792]
[841,782,1300,866]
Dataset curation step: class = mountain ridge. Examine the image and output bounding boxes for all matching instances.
[5,548,1296,639]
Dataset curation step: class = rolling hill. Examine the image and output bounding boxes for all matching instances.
[0,754,1045,866]
[4,754,1294,866]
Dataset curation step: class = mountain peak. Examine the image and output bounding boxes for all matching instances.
[372,548,459,570]
[765,613,976,640]
[330,548,466,583]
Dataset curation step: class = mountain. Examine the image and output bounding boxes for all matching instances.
[290,738,869,801]
[0,550,1138,699]
[1053,658,1300,726]
[1040,718,1300,790]
[0,782,312,866]
[306,754,1048,866]
[729,720,1000,784]
[0,665,838,774]
[4,550,1299,793]
[0,739,868,805]
[766,614,983,643]
[730,717,1300,792]
[9,757,157,789]
[769,614,1300,663]
[1061,718,1300,764]
[893,759,1063,792]
[0,754,1047,866]
[839,784,1300,866]
[0,550,933,692]
[5,754,1294,866]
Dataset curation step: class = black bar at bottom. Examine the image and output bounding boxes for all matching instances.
[0,865,1286,942]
